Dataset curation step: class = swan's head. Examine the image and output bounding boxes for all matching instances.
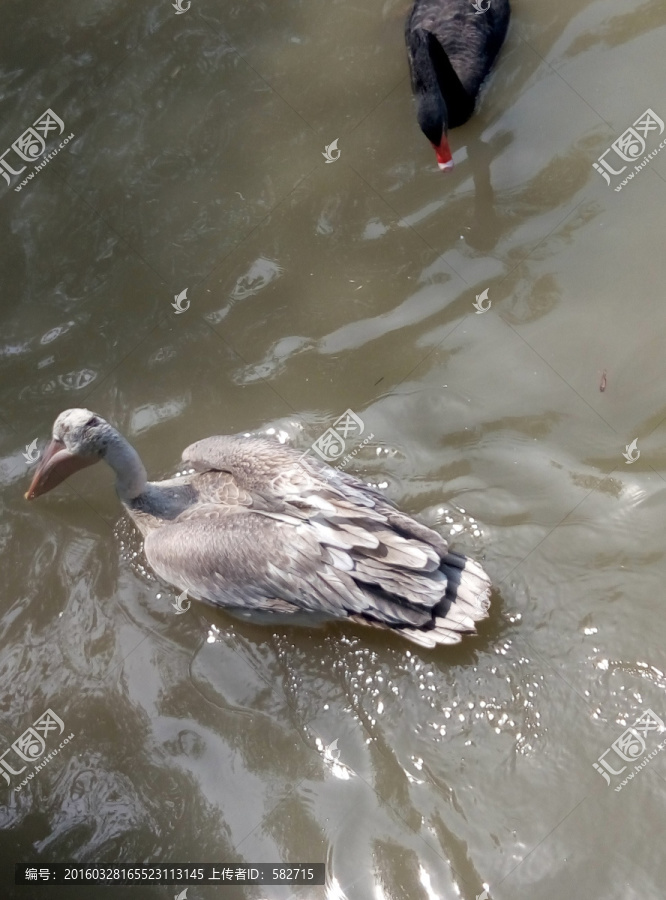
[416,95,453,172]
[409,29,454,171]
[25,408,112,500]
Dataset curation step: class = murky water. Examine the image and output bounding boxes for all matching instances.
[2,0,666,898]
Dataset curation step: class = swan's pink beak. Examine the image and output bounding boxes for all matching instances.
[433,137,454,171]
[25,438,97,500]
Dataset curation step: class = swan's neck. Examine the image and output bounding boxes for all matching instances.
[409,29,473,130]
[103,431,148,501]
[409,29,449,136]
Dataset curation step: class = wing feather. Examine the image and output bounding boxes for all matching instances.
[151,432,494,643]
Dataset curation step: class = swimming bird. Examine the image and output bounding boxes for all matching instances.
[26,409,492,648]
[405,0,510,170]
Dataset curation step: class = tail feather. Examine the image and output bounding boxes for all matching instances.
[420,551,492,646]
[348,550,492,648]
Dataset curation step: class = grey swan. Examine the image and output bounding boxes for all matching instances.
[405,0,510,170]
[26,409,492,648]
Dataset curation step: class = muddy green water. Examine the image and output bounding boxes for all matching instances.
[1,1,666,898]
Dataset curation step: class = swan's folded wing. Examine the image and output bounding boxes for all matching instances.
[181,434,308,484]
[181,433,454,565]
[143,507,444,626]
[181,433,389,510]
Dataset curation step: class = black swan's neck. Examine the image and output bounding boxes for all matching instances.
[409,29,475,129]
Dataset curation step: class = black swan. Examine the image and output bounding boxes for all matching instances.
[405,0,510,169]
[26,409,492,648]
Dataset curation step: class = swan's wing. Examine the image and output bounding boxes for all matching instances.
[172,434,492,643]
[180,434,457,579]
[181,434,300,480]
[144,507,443,625]
[181,434,389,512]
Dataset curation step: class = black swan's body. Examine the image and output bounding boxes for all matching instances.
[405,0,510,169]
